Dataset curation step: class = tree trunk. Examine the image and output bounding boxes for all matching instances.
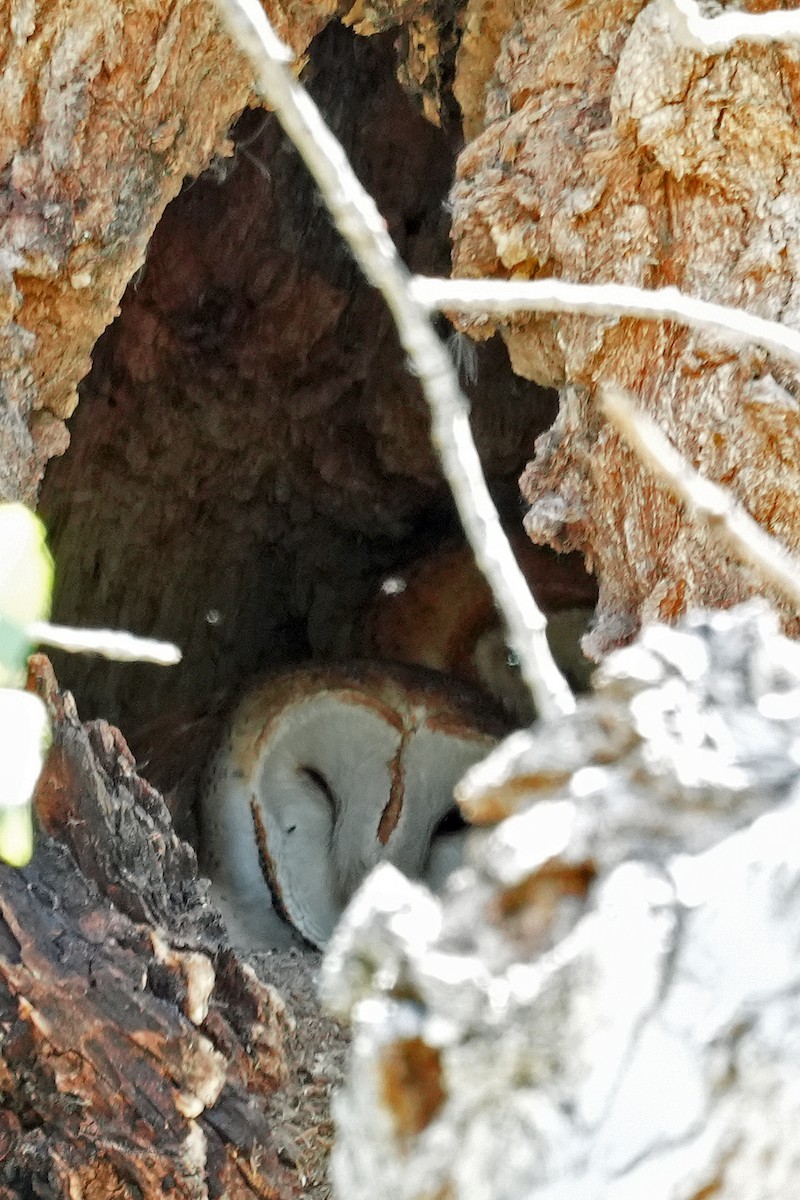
[449,0,800,656]
[7,656,294,1199]
[3,1,800,1197]
[0,0,337,503]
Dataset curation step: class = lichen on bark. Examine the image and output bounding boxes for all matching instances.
[322,602,800,1200]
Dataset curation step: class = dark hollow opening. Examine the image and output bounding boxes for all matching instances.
[38,22,583,787]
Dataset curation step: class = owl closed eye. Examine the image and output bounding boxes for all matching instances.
[200,661,507,950]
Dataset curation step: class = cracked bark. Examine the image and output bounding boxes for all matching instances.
[322,602,800,1200]
[0,656,296,1199]
[448,0,800,657]
[0,0,337,502]
[3,1,800,1197]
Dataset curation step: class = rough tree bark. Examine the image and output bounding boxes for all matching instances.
[323,602,800,1199]
[1,656,295,1198]
[0,0,338,502]
[448,0,800,655]
[7,13,800,696]
[3,1,800,1198]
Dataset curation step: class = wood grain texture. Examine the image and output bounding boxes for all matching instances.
[450,0,800,655]
[10,655,298,1200]
[0,0,338,502]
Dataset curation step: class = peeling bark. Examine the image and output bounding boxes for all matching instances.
[450,0,800,655]
[0,656,298,1200]
[322,602,800,1200]
[7,2,800,1193]
[0,0,338,502]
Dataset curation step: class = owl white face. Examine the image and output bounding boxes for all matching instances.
[200,663,504,950]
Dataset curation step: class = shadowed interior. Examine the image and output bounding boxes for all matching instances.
[38,21,564,749]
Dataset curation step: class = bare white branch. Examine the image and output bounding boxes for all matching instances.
[602,388,800,612]
[212,0,576,721]
[411,277,800,371]
[28,621,182,666]
[663,0,800,52]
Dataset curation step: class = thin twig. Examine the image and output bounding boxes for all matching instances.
[664,0,800,52]
[28,621,182,666]
[602,388,800,611]
[212,0,575,721]
[410,277,800,371]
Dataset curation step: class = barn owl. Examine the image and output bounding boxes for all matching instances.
[351,537,597,722]
[200,662,506,950]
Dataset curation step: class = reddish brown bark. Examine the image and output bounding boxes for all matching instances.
[450,0,800,655]
[1,2,799,1195]
[0,656,297,1200]
[0,0,338,502]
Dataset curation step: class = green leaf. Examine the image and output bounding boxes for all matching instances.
[0,806,33,868]
[0,508,54,867]
[0,505,53,686]
[0,689,49,867]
